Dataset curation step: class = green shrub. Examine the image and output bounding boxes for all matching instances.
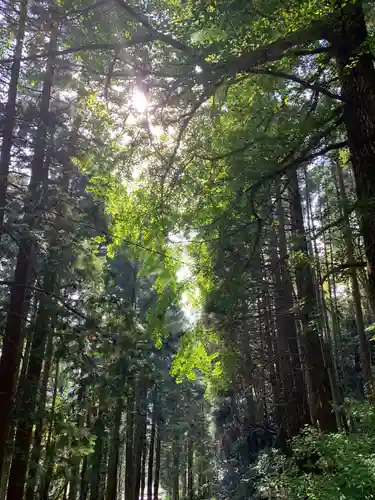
[256,403,375,499]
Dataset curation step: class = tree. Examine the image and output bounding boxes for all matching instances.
[1,1,375,499]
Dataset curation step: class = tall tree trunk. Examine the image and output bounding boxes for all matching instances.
[270,232,295,441]
[134,383,147,500]
[278,194,310,430]
[334,0,375,311]
[80,457,89,500]
[270,195,309,438]
[25,321,54,500]
[289,170,337,431]
[147,399,156,500]
[0,308,35,500]
[262,290,287,449]
[90,393,106,500]
[318,181,345,429]
[187,438,193,500]
[140,422,148,500]
[0,0,28,235]
[80,404,93,500]
[336,160,374,395]
[153,422,161,500]
[7,266,56,500]
[125,386,135,500]
[106,393,123,500]
[0,23,58,473]
[181,458,187,500]
[99,430,109,500]
[39,356,59,500]
[172,439,179,500]
[69,379,87,500]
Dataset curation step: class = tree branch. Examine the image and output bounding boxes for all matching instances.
[321,262,367,283]
[251,69,342,100]
[214,19,329,79]
[63,0,109,19]
[314,206,357,238]
[0,33,154,64]
[0,281,86,319]
[248,135,346,196]
[114,0,192,52]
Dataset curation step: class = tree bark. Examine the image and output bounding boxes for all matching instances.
[277,193,310,430]
[187,438,193,500]
[140,419,148,500]
[0,22,58,473]
[147,398,156,500]
[289,169,337,431]
[134,383,147,500]
[25,321,54,500]
[262,290,287,449]
[106,393,123,500]
[6,266,56,500]
[336,160,374,395]
[0,0,28,235]
[153,422,161,500]
[181,462,187,500]
[334,0,375,314]
[270,198,309,438]
[79,406,93,500]
[90,392,106,500]
[172,439,179,500]
[125,387,135,500]
[69,379,87,500]
[0,308,34,500]
[39,356,59,500]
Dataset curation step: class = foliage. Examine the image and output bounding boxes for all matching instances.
[257,403,375,500]
[1,0,375,499]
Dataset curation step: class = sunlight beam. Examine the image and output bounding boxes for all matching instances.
[132,87,148,113]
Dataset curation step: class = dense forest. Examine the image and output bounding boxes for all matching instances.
[1,0,375,499]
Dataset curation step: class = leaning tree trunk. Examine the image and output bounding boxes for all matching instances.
[333,0,375,312]
[289,170,337,431]
[0,0,28,236]
[0,22,58,473]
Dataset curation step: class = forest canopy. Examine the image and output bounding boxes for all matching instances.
[1,0,375,499]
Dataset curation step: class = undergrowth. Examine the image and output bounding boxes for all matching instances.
[256,402,375,499]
